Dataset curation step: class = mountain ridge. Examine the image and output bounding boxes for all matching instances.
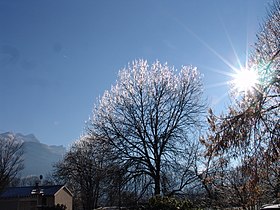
[0,132,66,177]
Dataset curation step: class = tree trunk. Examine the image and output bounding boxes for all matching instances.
[154,176,161,195]
[154,162,161,195]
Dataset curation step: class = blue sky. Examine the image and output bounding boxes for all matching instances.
[0,0,269,146]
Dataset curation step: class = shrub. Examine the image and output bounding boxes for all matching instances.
[146,196,193,210]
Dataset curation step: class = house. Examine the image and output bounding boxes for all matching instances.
[0,184,73,210]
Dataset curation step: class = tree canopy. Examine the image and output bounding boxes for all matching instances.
[89,59,206,195]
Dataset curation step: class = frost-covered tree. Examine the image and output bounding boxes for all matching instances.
[89,59,206,195]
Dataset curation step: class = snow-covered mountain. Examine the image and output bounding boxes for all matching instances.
[0,132,66,177]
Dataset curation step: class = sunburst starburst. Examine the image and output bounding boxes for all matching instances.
[231,67,259,93]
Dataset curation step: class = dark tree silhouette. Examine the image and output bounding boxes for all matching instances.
[0,135,24,192]
[89,59,206,195]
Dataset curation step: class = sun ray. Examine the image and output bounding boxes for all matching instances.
[175,16,261,104]
[175,18,238,71]
[220,18,244,71]
[211,91,231,106]
[205,80,231,88]
[202,65,237,78]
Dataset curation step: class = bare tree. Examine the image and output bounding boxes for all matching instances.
[209,0,280,159]
[54,138,100,210]
[89,59,206,195]
[201,0,280,206]
[54,135,124,210]
[0,135,24,192]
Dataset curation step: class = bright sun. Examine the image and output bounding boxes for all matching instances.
[231,68,259,93]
